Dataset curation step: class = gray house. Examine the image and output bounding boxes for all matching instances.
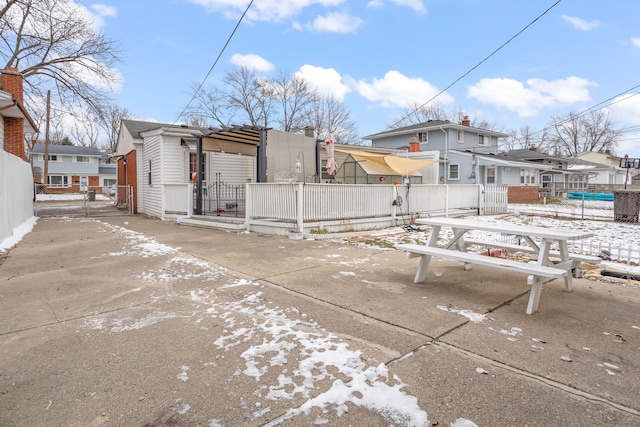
[31,143,116,193]
[363,117,535,186]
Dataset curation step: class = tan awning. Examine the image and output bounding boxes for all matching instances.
[337,148,438,175]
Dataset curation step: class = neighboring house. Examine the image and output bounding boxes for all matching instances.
[363,117,534,186]
[501,148,592,198]
[575,151,632,188]
[31,143,116,194]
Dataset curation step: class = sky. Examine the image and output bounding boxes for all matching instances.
[79,0,640,157]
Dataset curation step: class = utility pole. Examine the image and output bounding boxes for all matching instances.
[43,90,50,188]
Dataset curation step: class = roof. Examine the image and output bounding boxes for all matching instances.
[31,143,105,156]
[0,89,39,133]
[504,149,568,162]
[362,120,508,140]
[121,119,189,139]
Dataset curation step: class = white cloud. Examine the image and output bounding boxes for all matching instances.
[311,11,364,33]
[295,65,350,100]
[467,77,595,117]
[388,0,425,13]
[187,0,346,23]
[91,4,117,17]
[631,37,640,48]
[229,53,275,72]
[606,93,640,124]
[366,0,425,13]
[87,3,117,29]
[356,70,454,108]
[561,15,599,31]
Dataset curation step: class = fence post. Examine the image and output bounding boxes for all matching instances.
[244,183,252,231]
[296,183,304,233]
[478,185,485,215]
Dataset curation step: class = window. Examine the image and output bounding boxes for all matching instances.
[417,132,428,143]
[541,174,552,188]
[74,156,92,163]
[103,178,116,186]
[486,167,496,184]
[42,154,59,161]
[189,153,206,181]
[48,175,68,187]
[478,135,490,146]
[520,169,536,184]
[148,160,152,185]
[448,163,460,180]
[457,129,463,143]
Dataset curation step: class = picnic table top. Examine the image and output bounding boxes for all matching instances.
[415,217,594,241]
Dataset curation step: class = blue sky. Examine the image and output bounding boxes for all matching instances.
[84,0,640,157]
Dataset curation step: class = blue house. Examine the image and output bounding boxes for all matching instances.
[363,117,543,187]
[31,143,116,194]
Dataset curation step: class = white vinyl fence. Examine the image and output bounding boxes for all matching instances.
[1,151,34,244]
[244,183,507,234]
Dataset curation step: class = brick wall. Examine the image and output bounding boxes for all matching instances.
[508,185,540,203]
[118,150,138,212]
[1,68,26,160]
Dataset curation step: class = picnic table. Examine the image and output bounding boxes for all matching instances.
[396,217,597,314]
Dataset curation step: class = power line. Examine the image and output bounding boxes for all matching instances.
[387,0,563,129]
[529,83,640,137]
[171,0,254,127]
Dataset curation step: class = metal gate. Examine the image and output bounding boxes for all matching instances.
[34,184,133,218]
[198,174,245,217]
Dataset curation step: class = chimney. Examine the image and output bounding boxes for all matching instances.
[530,145,537,152]
[604,149,611,155]
[409,136,420,152]
[1,67,26,160]
[461,115,470,127]
[1,67,23,101]
[303,126,315,138]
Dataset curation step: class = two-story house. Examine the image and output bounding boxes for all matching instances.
[363,117,542,187]
[31,143,116,194]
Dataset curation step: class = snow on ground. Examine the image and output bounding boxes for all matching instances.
[36,193,111,201]
[0,216,38,252]
[79,220,443,426]
[343,211,640,276]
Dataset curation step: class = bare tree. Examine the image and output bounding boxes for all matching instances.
[390,102,449,127]
[223,66,274,127]
[68,104,100,147]
[270,71,318,132]
[95,102,132,153]
[547,110,620,156]
[309,94,359,145]
[1,0,122,126]
[502,125,548,152]
[185,82,231,128]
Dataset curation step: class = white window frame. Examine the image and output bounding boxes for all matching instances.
[486,167,496,184]
[417,131,428,144]
[41,154,61,162]
[457,129,463,143]
[48,175,69,187]
[448,163,460,181]
[478,134,490,146]
[73,155,93,163]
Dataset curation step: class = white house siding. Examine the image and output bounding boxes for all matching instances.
[210,152,255,184]
[140,134,163,218]
[162,136,186,184]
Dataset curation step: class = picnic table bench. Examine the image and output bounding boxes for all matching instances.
[396,217,595,314]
